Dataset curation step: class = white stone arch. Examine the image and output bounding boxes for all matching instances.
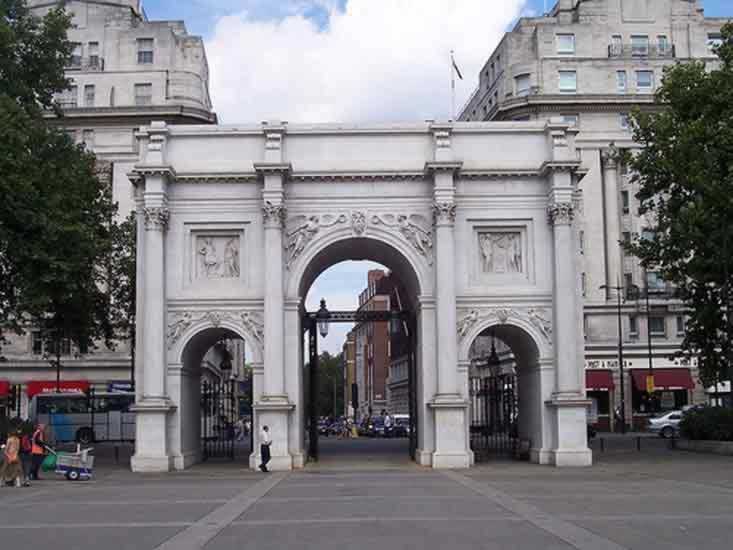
[458,312,552,365]
[170,314,264,367]
[284,223,432,304]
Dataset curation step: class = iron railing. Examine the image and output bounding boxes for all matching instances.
[608,43,676,59]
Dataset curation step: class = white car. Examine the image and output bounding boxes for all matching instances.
[647,410,683,438]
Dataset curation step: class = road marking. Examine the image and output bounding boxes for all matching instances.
[0,522,194,530]
[230,516,521,526]
[154,472,288,550]
[443,470,629,550]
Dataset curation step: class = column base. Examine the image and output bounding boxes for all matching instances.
[530,448,553,465]
[131,454,174,473]
[130,398,175,473]
[429,397,470,470]
[415,449,433,467]
[546,396,593,468]
[253,398,295,471]
[171,450,200,471]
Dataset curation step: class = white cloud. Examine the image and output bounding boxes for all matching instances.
[205,0,527,123]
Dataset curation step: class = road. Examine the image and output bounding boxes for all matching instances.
[1,437,732,549]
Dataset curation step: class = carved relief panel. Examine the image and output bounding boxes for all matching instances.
[469,222,533,287]
[196,235,240,279]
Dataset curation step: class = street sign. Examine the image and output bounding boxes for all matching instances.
[646,374,655,394]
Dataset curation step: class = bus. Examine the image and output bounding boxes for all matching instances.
[29,392,135,445]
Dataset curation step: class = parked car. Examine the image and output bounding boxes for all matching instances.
[647,410,683,438]
[392,415,410,437]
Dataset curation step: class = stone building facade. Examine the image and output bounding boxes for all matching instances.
[459,0,728,430]
[0,1,217,420]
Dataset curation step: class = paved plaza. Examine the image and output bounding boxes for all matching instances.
[1,439,732,549]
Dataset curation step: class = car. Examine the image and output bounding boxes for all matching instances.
[647,410,683,438]
[392,415,411,437]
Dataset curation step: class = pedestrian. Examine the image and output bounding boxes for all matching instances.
[235,417,245,441]
[259,425,272,472]
[384,412,393,438]
[19,429,32,486]
[1,430,23,488]
[30,423,46,481]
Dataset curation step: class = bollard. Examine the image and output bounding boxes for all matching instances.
[600,437,605,452]
[636,436,641,452]
[114,445,119,464]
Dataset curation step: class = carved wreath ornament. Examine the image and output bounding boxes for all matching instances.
[166,310,264,349]
[456,307,553,345]
[283,210,434,267]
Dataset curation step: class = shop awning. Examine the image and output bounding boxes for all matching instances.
[631,369,694,391]
[586,370,614,390]
[26,381,90,398]
[0,381,9,397]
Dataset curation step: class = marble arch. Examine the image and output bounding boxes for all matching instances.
[129,119,593,472]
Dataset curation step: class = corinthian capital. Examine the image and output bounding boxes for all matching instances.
[601,142,619,170]
[143,207,169,231]
[432,201,456,225]
[547,202,574,226]
[263,201,286,228]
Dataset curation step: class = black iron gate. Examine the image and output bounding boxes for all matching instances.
[470,374,519,461]
[201,379,236,461]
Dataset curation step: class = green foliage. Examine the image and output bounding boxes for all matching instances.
[305,351,345,418]
[0,1,117,354]
[108,212,137,344]
[679,407,733,441]
[626,22,733,387]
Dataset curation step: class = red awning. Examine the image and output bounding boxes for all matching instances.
[586,370,615,390]
[631,369,694,391]
[0,381,9,397]
[26,381,90,398]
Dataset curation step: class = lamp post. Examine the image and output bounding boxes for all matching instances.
[630,282,655,413]
[601,283,627,434]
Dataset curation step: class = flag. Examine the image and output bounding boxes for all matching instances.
[451,53,463,80]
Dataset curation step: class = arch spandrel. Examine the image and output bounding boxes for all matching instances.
[168,311,265,366]
[457,308,553,363]
[284,223,432,303]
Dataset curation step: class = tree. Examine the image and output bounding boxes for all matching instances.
[626,22,733,390]
[0,1,117,361]
[108,212,137,381]
[304,351,345,418]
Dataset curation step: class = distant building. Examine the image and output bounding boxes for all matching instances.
[459,0,727,430]
[0,1,217,419]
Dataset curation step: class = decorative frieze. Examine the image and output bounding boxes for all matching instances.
[456,306,553,345]
[196,235,240,279]
[372,213,433,262]
[166,310,264,349]
[479,232,522,274]
[143,207,169,231]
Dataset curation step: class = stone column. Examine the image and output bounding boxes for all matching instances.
[130,122,176,473]
[601,144,622,296]
[424,123,469,469]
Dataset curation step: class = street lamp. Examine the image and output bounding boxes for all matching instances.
[601,282,627,434]
[629,282,656,413]
[317,298,330,338]
[485,331,501,376]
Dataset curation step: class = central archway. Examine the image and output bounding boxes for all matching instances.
[282,226,435,467]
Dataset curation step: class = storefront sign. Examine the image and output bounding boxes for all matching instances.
[0,381,9,397]
[108,382,134,393]
[646,375,655,394]
[26,381,90,398]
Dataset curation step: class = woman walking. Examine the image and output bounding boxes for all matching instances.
[1,430,24,488]
[29,423,46,481]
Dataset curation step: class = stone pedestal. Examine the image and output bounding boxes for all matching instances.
[429,399,470,468]
[130,401,175,472]
[251,401,295,471]
[547,398,593,466]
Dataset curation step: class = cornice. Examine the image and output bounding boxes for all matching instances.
[540,160,582,177]
[134,165,177,178]
[460,169,541,179]
[174,172,257,183]
[253,162,293,175]
[289,171,425,182]
[44,105,218,125]
[424,161,463,175]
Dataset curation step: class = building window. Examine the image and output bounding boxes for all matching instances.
[579,230,585,254]
[134,83,152,106]
[70,42,82,67]
[620,113,631,130]
[676,316,686,335]
[490,62,495,81]
[624,272,633,290]
[84,84,95,107]
[657,35,670,55]
[610,34,623,57]
[636,70,654,93]
[641,228,656,241]
[137,38,154,64]
[708,33,723,52]
[621,190,630,214]
[622,232,631,247]
[515,73,530,96]
[556,33,576,55]
[646,271,666,293]
[82,129,94,149]
[88,42,100,68]
[561,114,579,126]
[649,316,666,337]
[616,70,627,93]
[631,35,649,57]
[59,85,77,108]
[559,70,577,93]
[629,316,638,336]
[32,332,71,356]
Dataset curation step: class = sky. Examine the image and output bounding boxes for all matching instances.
[139,0,731,352]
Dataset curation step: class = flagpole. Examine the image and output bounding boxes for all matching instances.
[450,50,456,121]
